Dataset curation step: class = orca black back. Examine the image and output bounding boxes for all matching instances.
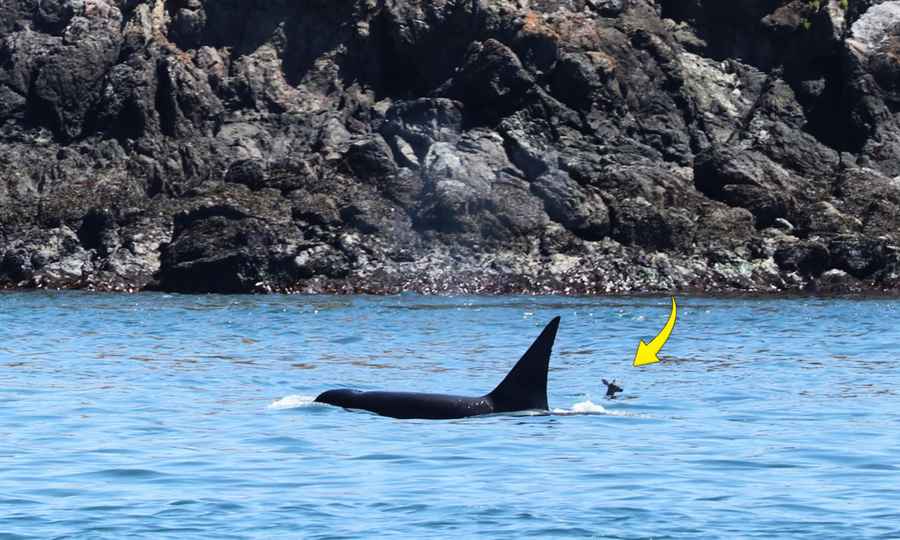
[314,316,561,419]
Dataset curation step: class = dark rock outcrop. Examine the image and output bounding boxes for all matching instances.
[2,0,900,295]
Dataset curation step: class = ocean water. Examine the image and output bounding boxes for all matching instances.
[1,292,899,539]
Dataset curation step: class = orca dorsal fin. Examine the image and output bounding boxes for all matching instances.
[487,316,560,412]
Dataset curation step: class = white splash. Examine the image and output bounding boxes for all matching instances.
[268,395,320,410]
[571,400,608,413]
[552,399,608,415]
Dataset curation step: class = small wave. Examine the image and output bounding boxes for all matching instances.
[268,395,323,410]
[78,468,168,480]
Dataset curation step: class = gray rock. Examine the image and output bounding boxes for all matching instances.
[829,236,888,278]
[1,0,900,294]
[533,170,609,241]
[811,268,861,294]
[414,130,546,238]
[774,240,830,276]
[694,147,797,227]
[437,39,535,121]
[849,2,900,53]
[36,0,83,33]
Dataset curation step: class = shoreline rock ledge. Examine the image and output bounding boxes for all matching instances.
[2,0,900,295]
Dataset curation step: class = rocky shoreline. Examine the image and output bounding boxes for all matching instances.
[2,0,900,295]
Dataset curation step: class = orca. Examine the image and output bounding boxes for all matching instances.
[315,316,561,419]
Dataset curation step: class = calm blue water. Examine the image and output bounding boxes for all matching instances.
[1,292,899,539]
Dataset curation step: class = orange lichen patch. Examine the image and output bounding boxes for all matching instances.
[520,10,560,40]
[547,13,607,50]
[586,50,617,75]
[138,0,193,65]
[153,38,195,65]
[522,11,543,33]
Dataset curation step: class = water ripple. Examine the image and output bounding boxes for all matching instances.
[1,293,899,538]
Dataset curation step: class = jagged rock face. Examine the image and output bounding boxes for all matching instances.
[1,0,900,294]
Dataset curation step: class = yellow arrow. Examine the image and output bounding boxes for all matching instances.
[633,297,677,367]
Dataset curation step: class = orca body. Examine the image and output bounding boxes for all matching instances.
[315,316,561,419]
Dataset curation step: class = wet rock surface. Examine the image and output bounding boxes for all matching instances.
[2,0,900,295]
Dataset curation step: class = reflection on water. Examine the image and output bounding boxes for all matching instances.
[0,292,899,539]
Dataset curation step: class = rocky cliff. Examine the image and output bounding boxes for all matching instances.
[2,0,900,294]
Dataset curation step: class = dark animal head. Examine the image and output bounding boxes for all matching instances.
[602,379,623,398]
